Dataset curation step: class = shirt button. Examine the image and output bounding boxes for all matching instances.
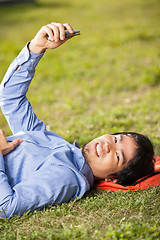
[72,148,75,151]
[31,59,34,62]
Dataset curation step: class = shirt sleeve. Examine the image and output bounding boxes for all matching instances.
[0,154,14,217]
[0,163,83,218]
[0,43,46,134]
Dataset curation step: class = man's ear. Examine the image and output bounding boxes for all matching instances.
[105,176,118,183]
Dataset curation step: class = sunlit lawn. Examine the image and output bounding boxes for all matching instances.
[0,0,160,239]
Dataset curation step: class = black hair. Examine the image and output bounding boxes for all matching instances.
[112,132,155,186]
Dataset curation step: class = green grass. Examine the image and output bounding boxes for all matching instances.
[0,188,160,239]
[0,0,160,239]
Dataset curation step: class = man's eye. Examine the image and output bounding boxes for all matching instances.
[116,153,120,163]
[115,136,117,143]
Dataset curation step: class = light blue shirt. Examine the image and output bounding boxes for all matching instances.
[0,43,94,218]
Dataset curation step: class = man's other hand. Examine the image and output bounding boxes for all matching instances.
[0,130,22,156]
[29,22,74,54]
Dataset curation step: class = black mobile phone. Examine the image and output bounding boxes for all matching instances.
[65,30,80,37]
[46,30,80,41]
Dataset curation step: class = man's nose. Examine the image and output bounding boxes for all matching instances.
[104,141,110,153]
[104,141,115,153]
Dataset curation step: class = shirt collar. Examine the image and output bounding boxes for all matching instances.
[73,141,94,187]
[73,141,80,149]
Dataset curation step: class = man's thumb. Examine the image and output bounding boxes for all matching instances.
[11,138,23,149]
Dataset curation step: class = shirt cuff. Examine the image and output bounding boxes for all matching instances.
[1,42,45,88]
[0,154,5,172]
[20,42,45,69]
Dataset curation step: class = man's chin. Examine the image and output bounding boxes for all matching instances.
[82,144,90,163]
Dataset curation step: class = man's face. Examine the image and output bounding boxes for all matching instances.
[82,134,137,179]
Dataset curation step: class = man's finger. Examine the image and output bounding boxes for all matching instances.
[63,23,74,34]
[0,129,6,138]
[9,139,23,151]
[47,24,60,42]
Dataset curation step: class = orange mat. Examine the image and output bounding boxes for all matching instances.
[95,156,160,192]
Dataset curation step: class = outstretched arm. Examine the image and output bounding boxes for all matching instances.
[0,23,74,134]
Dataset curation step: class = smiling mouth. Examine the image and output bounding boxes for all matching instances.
[96,143,101,157]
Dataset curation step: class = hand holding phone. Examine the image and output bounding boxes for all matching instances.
[29,23,79,53]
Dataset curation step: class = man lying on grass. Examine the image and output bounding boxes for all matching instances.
[0,22,155,218]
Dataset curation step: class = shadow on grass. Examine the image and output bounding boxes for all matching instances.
[35,1,71,9]
[0,0,72,25]
[142,71,160,87]
[136,32,160,42]
[109,32,159,47]
[152,72,160,86]
[0,0,71,8]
